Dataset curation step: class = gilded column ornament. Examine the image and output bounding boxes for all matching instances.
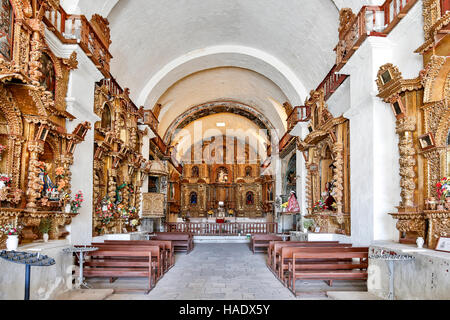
[26,141,44,209]
[332,143,344,214]
[396,117,417,208]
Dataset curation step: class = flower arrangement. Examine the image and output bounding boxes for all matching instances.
[281,202,289,209]
[207,210,214,216]
[436,177,449,200]
[130,219,140,227]
[228,209,234,216]
[70,191,84,213]
[303,219,315,231]
[313,198,328,212]
[0,223,22,236]
[96,196,116,225]
[0,174,11,188]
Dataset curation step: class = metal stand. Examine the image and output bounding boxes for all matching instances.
[369,252,415,300]
[0,250,56,300]
[63,246,98,289]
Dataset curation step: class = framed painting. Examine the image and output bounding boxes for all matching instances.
[0,0,13,60]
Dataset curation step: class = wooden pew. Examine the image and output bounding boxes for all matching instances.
[153,232,193,254]
[268,241,340,272]
[83,249,158,294]
[250,234,283,254]
[104,240,175,272]
[90,243,164,280]
[277,243,353,280]
[289,247,369,295]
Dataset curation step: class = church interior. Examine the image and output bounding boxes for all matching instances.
[0,0,448,301]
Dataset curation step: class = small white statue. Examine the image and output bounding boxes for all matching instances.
[416,237,424,249]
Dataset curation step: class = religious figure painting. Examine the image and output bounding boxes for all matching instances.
[40,52,56,94]
[0,0,13,60]
[190,192,197,205]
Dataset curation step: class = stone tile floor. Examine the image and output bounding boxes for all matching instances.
[86,243,367,300]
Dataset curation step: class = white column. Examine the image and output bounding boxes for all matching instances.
[44,30,103,245]
[139,128,150,218]
[341,37,400,246]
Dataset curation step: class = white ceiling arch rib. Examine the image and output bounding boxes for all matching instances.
[136,45,308,109]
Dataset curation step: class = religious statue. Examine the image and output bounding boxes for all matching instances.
[38,162,58,200]
[324,181,337,211]
[217,168,228,183]
[286,191,300,213]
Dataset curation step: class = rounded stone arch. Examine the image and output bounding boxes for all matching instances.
[422,56,450,103]
[163,100,280,145]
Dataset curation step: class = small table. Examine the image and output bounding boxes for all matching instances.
[63,246,98,288]
[0,250,55,300]
[369,251,415,300]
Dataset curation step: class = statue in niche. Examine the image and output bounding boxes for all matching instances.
[192,166,199,178]
[190,192,197,205]
[324,180,337,211]
[246,192,254,206]
[245,166,252,177]
[217,167,228,183]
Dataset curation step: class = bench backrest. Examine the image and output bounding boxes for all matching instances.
[292,248,369,269]
[154,233,190,241]
[85,249,157,266]
[271,241,341,261]
[156,232,192,238]
[252,234,282,241]
[90,243,162,256]
[104,240,173,251]
[281,246,365,262]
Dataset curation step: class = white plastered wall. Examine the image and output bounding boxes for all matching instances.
[325,1,424,245]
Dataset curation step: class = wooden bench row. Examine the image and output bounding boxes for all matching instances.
[73,232,194,293]
[265,240,369,296]
[152,232,194,254]
[250,234,283,254]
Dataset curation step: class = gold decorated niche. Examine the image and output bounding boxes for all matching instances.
[92,80,151,236]
[376,58,449,248]
[298,89,351,235]
[0,0,90,247]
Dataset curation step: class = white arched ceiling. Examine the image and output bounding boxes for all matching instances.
[106,0,340,108]
[157,67,289,137]
[172,113,269,164]
[60,0,119,18]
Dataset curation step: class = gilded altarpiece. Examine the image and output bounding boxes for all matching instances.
[92,80,150,236]
[298,89,351,235]
[0,0,90,247]
[179,138,266,218]
[377,1,449,248]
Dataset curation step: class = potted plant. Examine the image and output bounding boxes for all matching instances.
[39,218,52,242]
[0,223,23,251]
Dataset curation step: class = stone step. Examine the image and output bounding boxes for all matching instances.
[326,291,383,300]
[54,289,115,300]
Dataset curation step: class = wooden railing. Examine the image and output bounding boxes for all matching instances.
[42,4,112,76]
[335,0,418,71]
[143,109,159,134]
[165,222,278,235]
[316,65,349,101]
[278,132,294,153]
[287,106,311,132]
